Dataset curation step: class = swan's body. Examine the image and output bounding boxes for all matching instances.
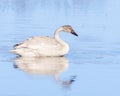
[11,25,78,57]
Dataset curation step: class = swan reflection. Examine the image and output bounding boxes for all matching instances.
[14,56,76,87]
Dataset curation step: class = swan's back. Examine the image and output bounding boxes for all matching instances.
[12,36,68,57]
[15,36,60,49]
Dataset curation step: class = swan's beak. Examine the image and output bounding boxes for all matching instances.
[71,30,78,36]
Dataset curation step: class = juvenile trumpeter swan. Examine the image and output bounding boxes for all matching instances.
[11,25,78,57]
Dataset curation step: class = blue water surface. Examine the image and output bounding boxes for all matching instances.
[0,0,120,96]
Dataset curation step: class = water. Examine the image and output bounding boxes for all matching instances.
[0,0,120,96]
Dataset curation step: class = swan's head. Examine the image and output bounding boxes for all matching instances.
[62,25,78,36]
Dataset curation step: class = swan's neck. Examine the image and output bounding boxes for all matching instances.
[54,27,67,46]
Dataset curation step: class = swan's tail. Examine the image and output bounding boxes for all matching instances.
[10,49,21,55]
[10,49,17,53]
[10,48,37,57]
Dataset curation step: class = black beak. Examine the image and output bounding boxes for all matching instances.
[71,30,78,36]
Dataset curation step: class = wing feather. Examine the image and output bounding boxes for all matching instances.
[14,36,61,50]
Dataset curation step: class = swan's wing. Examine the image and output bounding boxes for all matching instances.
[14,36,60,49]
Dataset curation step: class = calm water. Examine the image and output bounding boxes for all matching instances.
[0,0,120,96]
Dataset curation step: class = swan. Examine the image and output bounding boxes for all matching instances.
[11,25,78,57]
